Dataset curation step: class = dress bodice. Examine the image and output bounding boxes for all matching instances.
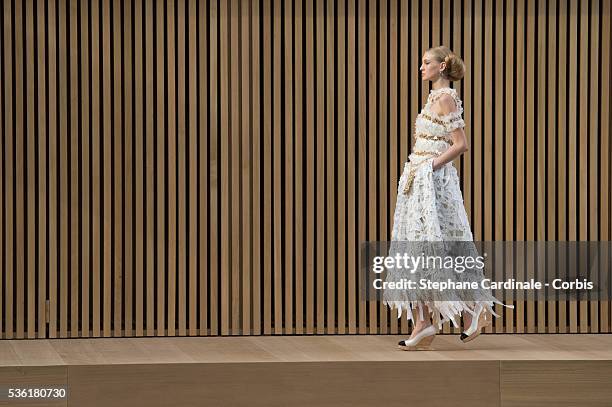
[412,87,465,158]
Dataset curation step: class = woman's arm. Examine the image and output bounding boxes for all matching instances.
[430,94,469,171]
[432,128,469,170]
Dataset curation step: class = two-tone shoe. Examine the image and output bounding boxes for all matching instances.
[460,304,491,343]
[398,325,437,350]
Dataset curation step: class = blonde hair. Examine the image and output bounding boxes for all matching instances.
[427,46,465,81]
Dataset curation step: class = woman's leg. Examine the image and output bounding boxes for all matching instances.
[463,302,485,333]
[410,303,432,337]
[463,311,473,331]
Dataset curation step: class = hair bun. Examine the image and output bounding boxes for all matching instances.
[443,54,465,81]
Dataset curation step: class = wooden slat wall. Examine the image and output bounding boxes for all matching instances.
[1,0,610,338]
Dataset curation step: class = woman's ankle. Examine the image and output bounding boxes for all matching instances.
[414,321,432,330]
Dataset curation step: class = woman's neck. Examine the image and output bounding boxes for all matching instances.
[431,79,451,90]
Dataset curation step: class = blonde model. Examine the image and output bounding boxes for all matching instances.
[382,46,513,350]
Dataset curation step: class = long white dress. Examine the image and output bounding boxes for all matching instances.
[382,87,513,330]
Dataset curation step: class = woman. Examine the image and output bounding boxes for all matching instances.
[382,46,513,350]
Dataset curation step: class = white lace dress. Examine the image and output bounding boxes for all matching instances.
[382,87,513,329]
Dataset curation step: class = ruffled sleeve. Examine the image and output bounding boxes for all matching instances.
[441,110,465,132]
[430,88,465,132]
[440,91,465,132]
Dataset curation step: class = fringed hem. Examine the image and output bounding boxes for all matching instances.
[383,299,515,330]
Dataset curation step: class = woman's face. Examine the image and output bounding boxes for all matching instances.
[420,52,444,81]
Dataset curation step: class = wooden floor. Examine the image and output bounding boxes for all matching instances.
[2,334,612,406]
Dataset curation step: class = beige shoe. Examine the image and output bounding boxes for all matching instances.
[460,304,491,343]
[398,325,437,350]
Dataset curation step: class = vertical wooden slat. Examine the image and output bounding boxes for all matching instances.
[13,0,24,340]
[315,0,325,335]
[155,0,166,336]
[547,0,557,333]
[578,0,589,333]
[58,0,69,338]
[482,0,493,334]
[420,0,429,104]
[398,0,409,335]
[401,1,423,338]
[112,0,123,337]
[272,0,282,335]
[261,0,271,335]
[399,0,408,174]
[367,0,377,334]
[525,0,535,334]
[431,0,439,46]
[25,0,36,339]
[557,0,567,334]
[589,0,600,333]
[3,0,14,340]
[357,0,366,334]
[269,0,283,334]
[536,0,546,334]
[102,0,112,337]
[69,0,79,338]
[452,0,461,191]
[134,0,144,337]
[442,1,455,194]
[326,0,336,335]
[36,0,48,339]
[232,2,247,335]
[123,0,133,338]
[47,0,58,339]
[576,1,589,333]
[525,0,535,246]
[493,0,504,333]
[473,0,482,241]
[209,0,219,335]
[443,0,450,47]
[198,0,209,336]
[346,0,356,335]
[166,0,177,337]
[568,0,578,333]
[537,0,547,246]
[515,0,525,333]
[454,2,471,334]
[90,0,100,338]
[388,0,398,334]
[177,0,187,337]
[230,0,241,335]
[187,0,197,336]
[524,0,534,335]
[81,0,91,337]
[378,0,387,335]
[294,0,304,335]
[144,0,155,336]
[462,0,472,235]
[337,0,347,335]
[577,0,589,333]
[283,0,294,335]
[410,0,418,150]
[248,0,259,335]
[483,0,493,334]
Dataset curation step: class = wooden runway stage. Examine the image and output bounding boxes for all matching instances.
[2,334,612,406]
